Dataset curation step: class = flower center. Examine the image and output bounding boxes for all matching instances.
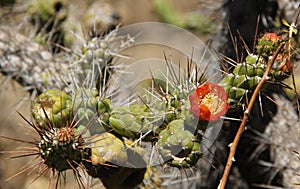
[200,93,225,114]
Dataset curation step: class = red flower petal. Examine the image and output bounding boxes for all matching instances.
[189,83,229,121]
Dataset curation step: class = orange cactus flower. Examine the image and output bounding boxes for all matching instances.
[189,83,229,121]
[260,32,282,42]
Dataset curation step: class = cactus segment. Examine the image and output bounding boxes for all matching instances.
[108,104,165,141]
[220,32,295,108]
[84,133,147,189]
[256,32,283,56]
[75,37,113,89]
[256,32,293,81]
[39,127,86,171]
[31,89,72,129]
[88,133,128,165]
[157,120,202,168]
[73,88,116,135]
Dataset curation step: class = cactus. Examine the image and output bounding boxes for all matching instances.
[27,0,69,51]
[72,29,134,92]
[73,88,111,135]
[220,32,295,108]
[157,119,202,168]
[83,133,147,189]
[1,2,299,187]
[10,28,295,189]
[39,127,87,172]
[31,89,73,129]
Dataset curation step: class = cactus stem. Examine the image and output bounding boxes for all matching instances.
[0,112,88,188]
[219,43,284,189]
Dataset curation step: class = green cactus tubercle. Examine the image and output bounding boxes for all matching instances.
[157,119,202,168]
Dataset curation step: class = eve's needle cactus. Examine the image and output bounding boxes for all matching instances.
[220,32,295,108]
[0,3,298,188]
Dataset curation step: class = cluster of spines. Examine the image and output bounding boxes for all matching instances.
[38,127,87,172]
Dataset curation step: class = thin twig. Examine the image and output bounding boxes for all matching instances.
[218,43,284,189]
[289,5,300,138]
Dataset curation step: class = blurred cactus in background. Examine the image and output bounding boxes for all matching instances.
[153,0,216,34]
[27,0,69,52]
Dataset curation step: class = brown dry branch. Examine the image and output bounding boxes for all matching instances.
[218,43,284,189]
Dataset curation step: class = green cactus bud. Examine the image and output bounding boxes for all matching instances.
[31,89,72,129]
